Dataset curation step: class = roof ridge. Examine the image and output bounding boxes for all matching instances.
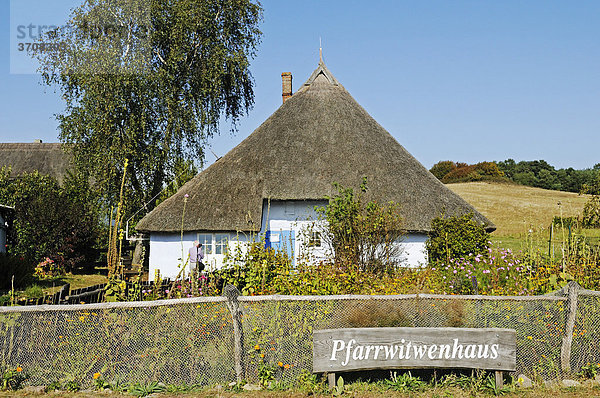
[302,61,339,87]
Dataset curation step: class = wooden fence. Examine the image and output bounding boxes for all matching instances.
[1,280,172,306]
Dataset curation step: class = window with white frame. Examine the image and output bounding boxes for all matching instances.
[196,233,229,255]
[197,233,213,254]
[215,234,228,255]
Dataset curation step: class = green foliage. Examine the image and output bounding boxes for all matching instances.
[579,362,600,379]
[0,167,99,271]
[257,362,276,387]
[497,159,599,193]
[0,254,35,290]
[429,160,457,180]
[0,365,27,391]
[24,284,44,299]
[103,278,127,302]
[63,379,81,392]
[439,161,506,183]
[128,381,166,397]
[155,158,198,207]
[431,158,600,193]
[317,178,405,272]
[384,371,425,392]
[332,376,344,396]
[218,236,292,295]
[582,195,600,228]
[35,0,262,220]
[426,213,491,264]
[295,369,326,394]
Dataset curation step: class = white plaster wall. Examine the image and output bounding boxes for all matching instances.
[149,232,252,281]
[149,232,197,280]
[261,200,328,264]
[148,200,430,279]
[259,200,429,267]
[261,200,325,229]
[397,234,428,267]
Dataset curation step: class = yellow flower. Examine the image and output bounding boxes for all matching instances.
[79,316,85,322]
[93,372,101,380]
[526,336,533,340]
[16,367,22,372]
[254,344,260,350]
[260,354,265,358]
[284,364,290,369]
[277,361,283,367]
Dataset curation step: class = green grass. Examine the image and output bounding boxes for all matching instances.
[447,181,600,251]
[10,268,108,300]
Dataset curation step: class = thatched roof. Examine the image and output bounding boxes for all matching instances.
[137,61,495,234]
[0,143,72,183]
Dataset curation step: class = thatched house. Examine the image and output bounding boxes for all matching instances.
[136,59,494,279]
[0,142,71,183]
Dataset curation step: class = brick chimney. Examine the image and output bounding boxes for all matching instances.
[281,72,292,103]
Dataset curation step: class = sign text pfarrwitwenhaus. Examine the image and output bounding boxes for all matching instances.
[313,327,516,373]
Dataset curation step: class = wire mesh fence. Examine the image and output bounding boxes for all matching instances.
[0,283,597,388]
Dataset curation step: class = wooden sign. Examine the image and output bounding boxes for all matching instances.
[313,327,516,373]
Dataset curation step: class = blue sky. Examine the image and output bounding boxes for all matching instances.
[1,0,599,170]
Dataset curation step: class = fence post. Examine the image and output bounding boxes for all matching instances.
[224,284,245,382]
[57,283,70,304]
[560,281,580,374]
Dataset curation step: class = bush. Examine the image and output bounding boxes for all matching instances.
[426,213,490,264]
[0,254,35,290]
[582,195,600,228]
[0,167,100,272]
[441,162,505,183]
[430,161,457,180]
[217,237,293,295]
[317,178,405,272]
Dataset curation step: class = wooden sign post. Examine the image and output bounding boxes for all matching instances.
[313,327,516,388]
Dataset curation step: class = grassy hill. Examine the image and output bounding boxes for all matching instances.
[446,181,590,237]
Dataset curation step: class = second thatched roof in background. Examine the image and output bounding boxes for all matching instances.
[0,142,71,183]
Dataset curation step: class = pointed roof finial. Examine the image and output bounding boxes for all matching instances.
[319,37,323,63]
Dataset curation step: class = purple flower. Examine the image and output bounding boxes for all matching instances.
[184,194,189,198]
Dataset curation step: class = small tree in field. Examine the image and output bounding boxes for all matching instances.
[581,171,600,228]
[317,178,405,273]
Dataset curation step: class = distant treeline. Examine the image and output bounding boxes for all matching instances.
[430,159,600,193]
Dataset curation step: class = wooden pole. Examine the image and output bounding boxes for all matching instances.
[224,285,245,383]
[495,371,503,389]
[328,373,336,389]
[560,281,580,373]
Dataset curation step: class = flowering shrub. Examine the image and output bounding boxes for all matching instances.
[0,364,27,391]
[34,257,64,279]
[428,247,531,295]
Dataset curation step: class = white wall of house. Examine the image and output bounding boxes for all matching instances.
[260,200,428,267]
[261,200,329,264]
[148,200,430,280]
[400,234,428,267]
[148,231,251,281]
